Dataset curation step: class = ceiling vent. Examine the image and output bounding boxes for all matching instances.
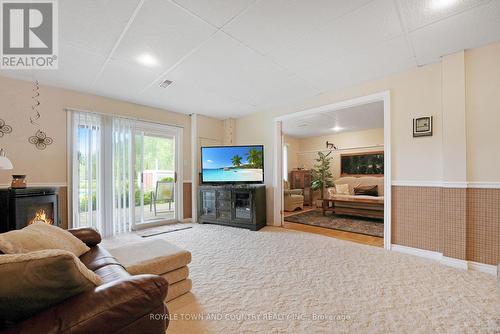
[159,79,173,88]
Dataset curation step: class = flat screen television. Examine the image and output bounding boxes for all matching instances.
[201,145,264,184]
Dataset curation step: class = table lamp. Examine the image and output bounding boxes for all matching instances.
[0,148,13,170]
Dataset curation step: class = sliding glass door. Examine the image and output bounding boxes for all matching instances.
[134,129,178,226]
[70,110,183,237]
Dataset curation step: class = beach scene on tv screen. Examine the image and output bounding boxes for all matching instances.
[202,146,263,182]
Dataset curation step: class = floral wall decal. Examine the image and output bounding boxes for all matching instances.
[29,130,53,150]
[0,119,12,137]
[28,81,53,150]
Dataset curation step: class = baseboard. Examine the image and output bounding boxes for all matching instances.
[441,256,468,270]
[391,244,496,275]
[391,245,442,261]
[468,261,498,275]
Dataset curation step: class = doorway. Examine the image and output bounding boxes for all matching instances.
[273,91,391,249]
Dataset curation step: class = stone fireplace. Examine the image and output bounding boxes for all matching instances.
[0,187,59,232]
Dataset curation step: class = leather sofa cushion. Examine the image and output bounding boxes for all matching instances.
[0,222,90,257]
[0,249,102,322]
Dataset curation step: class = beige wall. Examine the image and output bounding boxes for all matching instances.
[283,135,299,176]
[0,76,192,184]
[196,114,225,172]
[465,42,500,183]
[294,128,384,180]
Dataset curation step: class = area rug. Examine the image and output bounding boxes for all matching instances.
[135,223,192,237]
[284,210,384,237]
[103,224,499,333]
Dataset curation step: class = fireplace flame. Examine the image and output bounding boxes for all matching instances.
[29,210,53,225]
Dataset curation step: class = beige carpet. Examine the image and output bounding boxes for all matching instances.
[102,224,499,333]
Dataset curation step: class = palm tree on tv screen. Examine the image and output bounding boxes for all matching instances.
[231,155,243,167]
[246,148,263,169]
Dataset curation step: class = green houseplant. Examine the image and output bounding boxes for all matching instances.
[311,151,334,200]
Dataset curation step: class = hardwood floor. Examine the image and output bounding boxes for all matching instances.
[283,205,315,217]
[282,221,384,248]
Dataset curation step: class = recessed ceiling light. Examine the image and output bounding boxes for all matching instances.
[430,0,457,10]
[136,53,158,67]
[332,126,343,132]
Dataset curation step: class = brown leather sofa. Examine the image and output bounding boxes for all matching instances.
[1,228,169,334]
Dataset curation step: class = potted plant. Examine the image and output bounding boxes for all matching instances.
[311,151,334,202]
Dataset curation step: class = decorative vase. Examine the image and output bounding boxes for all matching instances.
[11,175,27,189]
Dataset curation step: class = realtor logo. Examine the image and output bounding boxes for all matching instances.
[1,0,58,69]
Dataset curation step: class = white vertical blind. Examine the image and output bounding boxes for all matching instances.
[112,118,134,234]
[71,111,102,231]
[69,110,182,236]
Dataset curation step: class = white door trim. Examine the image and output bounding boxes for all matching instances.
[132,120,183,227]
[273,90,392,250]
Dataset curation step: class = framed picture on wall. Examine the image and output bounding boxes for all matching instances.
[340,151,384,176]
[413,116,433,137]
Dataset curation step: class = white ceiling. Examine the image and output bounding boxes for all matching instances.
[1,0,500,119]
[282,101,384,138]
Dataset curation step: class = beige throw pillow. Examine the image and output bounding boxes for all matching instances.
[335,184,350,195]
[0,222,90,257]
[0,249,102,321]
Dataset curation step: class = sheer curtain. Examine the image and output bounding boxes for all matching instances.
[70,111,102,231]
[112,118,134,234]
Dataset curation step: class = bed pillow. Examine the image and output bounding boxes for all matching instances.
[354,185,379,196]
[335,184,350,195]
[0,222,90,257]
[0,249,102,321]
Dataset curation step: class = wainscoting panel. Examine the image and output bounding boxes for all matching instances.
[58,186,68,230]
[183,182,192,219]
[467,188,500,265]
[392,185,500,266]
[391,186,442,252]
[441,188,467,260]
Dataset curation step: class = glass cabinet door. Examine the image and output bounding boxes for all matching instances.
[233,191,252,222]
[216,190,231,221]
[200,190,216,218]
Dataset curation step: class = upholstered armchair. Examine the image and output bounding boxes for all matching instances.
[283,181,304,212]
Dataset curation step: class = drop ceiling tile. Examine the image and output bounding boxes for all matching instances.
[140,80,257,119]
[409,0,500,65]
[269,0,403,72]
[172,0,256,27]
[397,0,490,31]
[167,31,320,108]
[60,0,140,56]
[298,35,416,92]
[0,43,106,93]
[112,0,216,73]
[92,59,159,100]
[223,0,373,55]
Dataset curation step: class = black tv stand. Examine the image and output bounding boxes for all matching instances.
[198,184,266,231]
